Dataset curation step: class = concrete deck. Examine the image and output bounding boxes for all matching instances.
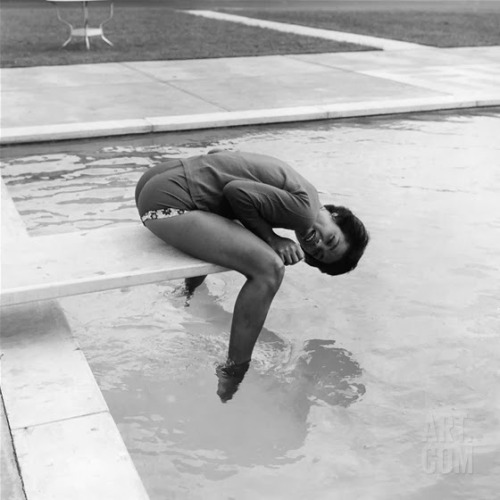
[1,46,499,144]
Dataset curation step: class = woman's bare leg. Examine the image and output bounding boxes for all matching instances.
[145,211,285,364]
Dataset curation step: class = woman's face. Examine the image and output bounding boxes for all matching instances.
[298,209,349,264]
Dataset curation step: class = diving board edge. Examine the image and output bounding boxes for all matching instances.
[1,261,228,307]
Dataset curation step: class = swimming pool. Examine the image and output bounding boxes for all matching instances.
[2,109,499,499]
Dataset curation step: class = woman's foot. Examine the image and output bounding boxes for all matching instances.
[215,360,250,403]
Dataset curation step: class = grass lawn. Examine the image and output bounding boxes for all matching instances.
[0,4,373,68]
[217,5,500,48]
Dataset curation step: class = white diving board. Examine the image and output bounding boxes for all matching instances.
[1,181,228,307]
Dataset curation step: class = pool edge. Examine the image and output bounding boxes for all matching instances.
[1,95,498,145]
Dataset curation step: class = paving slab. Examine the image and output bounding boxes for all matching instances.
[13,412,149,500]
[364,66,500,98]
[1,302,109,428]
[123,54,333,80]
[166,69,445,112]
[0,62,154,92]
[1,81,226,129]
[290,47,500,97]
[289,46,500,71]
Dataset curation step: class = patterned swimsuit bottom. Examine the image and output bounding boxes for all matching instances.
[140,208,190,224]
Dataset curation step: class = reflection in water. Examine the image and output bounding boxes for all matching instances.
[3,108,500,500]
[293,339,365,407]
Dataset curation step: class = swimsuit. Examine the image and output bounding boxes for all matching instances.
[135,151,320,233]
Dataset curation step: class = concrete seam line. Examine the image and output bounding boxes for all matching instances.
[10,410,110,432]
[164,79,232,111]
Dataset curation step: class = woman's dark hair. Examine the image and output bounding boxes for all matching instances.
[303,204,369,276]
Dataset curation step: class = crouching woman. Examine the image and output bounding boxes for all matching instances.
[135,150,369,400]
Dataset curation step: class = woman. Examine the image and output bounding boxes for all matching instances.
[135,149,369,400]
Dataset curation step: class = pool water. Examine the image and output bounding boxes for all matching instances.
[2,109,499,499]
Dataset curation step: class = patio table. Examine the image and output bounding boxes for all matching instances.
[47,0,114,50]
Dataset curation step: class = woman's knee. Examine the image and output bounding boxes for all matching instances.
[251,254,285,292]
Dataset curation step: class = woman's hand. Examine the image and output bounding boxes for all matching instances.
[267,234,304,266]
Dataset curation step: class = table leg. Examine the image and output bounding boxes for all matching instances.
[99,3,114,46]
[51,2,74,48]
[83,1,90,50]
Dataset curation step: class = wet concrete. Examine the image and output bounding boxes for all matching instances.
[1,108,500,499]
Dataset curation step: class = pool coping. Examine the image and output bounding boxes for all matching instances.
[1,94,499,145]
